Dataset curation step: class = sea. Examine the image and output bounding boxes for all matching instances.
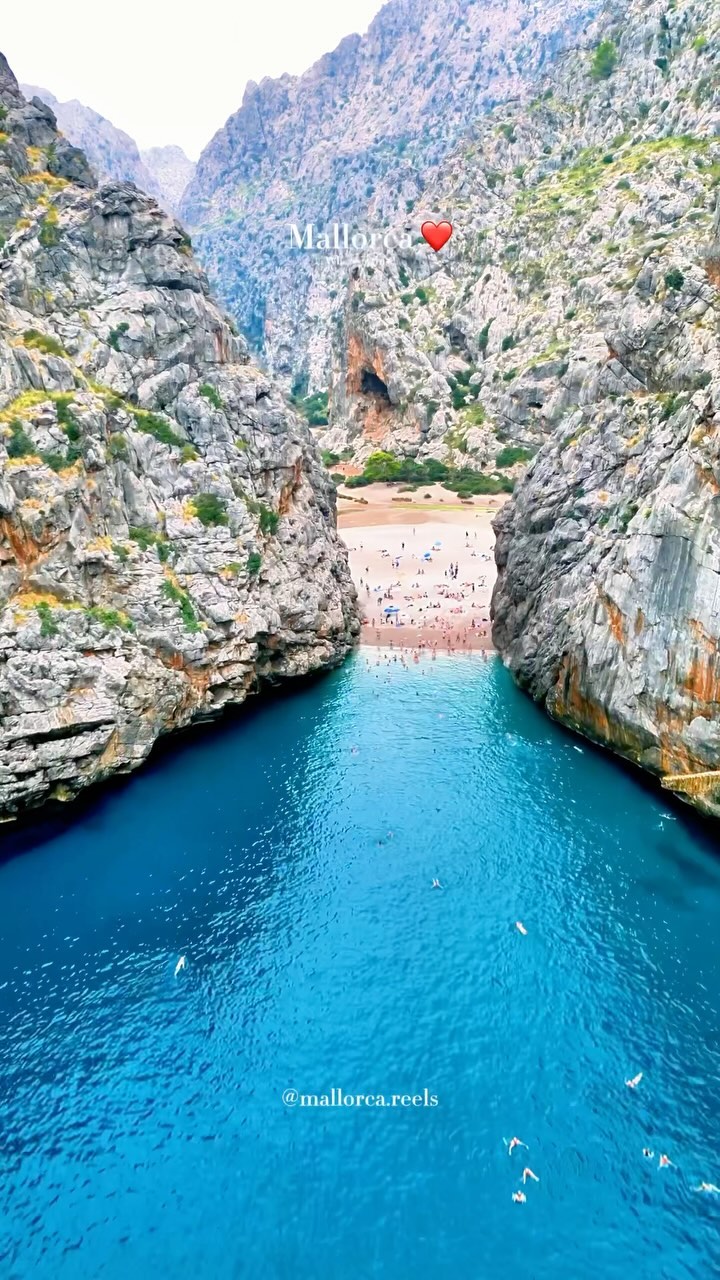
[0,653,718,1279]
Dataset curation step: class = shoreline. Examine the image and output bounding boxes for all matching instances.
[359,625,494,652]
[339,483,501,653]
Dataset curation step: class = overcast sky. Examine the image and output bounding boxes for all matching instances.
[2,0,387,158]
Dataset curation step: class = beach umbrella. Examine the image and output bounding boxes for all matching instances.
[384,606,400,614]
[423,552,432,560]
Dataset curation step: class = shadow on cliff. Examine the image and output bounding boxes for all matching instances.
[0,663,344,869]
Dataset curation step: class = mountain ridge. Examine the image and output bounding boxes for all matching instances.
[19,83,195,216]
[181,0,600,381]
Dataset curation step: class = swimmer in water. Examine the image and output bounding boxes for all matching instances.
[642,1148,654,1159]
[174,955,186,977]
[522,1168,539,1184]
[507,1137,528,1155]
[432,878,442,889]
[658,1154,673,1168]
[515,922,528,936]
[512,1191,526,1204]
[626,1072,643,1089]
[694,1182,720,1193]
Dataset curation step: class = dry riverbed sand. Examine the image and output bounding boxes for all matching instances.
[337,484,506,651]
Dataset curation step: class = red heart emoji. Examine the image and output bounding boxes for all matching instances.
[421,220,453,252]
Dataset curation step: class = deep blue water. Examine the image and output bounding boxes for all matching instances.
[0,653,719,1280]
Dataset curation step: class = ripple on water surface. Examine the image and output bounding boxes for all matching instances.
[0,653,719,1279]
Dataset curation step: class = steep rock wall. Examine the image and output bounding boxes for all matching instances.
[0,57,358,821]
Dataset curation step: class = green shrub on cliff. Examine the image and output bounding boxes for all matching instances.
[108,433,128,461]
[36,602,58,637]
[293,389,329,426]
[477,320,493,355]
[496,445,534,468]
[258,505,279,535]
[23,329,66,357]
[199,383,223,410]
[108,322,130,351]
[6,420,34,458]
[38,208,61,248]
[130,408,184,449]
[192,492,229,527]
[129,526,159,551]
[162,580,199,632]
[87,606,134,632]
[590,40,618,80]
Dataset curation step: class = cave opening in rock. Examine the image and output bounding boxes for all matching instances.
[361,368,390,400]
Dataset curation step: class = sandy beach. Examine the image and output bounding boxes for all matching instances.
[337,483,505,652]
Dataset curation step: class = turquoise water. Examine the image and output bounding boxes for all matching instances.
[1,653,719,1279]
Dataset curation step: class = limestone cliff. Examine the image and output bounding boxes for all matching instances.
[181,0,598,386]
[297,0,720,816]
[484,0,720,815]
[141,146,196,218]
[316,0,720,485]
[19,84,165,206]
[19,86,196,218]
[0,56,358,822]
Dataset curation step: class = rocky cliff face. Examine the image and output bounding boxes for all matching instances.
[141,145,196,217]
[296,0,720,815]
[0,56,358,822]
[483,0,720,814]
[19,86,195,216]
[180,0,598,385]
[19,84,164,204]
[314,0,720,486]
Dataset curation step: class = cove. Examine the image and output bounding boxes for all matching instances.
[0,653,719,1279]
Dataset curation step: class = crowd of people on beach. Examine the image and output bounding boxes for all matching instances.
[349,526,495,652]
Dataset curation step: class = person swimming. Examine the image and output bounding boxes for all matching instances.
[515,922,528,936]
[174,955,187,977]
[512,1191,526,1204]
[625,1072,643,1088]
[432,879,442,889]
[522,1168,539,1184]
[642,1148,654,1159]
[507,1137,528,1155]
[658,1154,673,1168]
[694,1182,720,1193]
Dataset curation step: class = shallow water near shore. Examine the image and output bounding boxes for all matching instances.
[1,653,719,1279]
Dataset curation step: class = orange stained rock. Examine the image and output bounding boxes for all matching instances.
[0,517,49,568]
[680,652,720,706]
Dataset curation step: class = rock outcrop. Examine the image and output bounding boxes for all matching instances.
[0,56,358,821]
